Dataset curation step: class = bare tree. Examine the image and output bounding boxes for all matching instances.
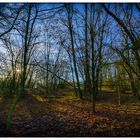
[64,4,83,99]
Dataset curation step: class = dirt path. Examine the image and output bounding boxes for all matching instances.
[0,89,140,136]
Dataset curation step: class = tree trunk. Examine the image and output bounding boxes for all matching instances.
[90,4,96,113]
[66,4,82,99]
[85,4,92,95]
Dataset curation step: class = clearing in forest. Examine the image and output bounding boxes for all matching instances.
[0,89,140,137]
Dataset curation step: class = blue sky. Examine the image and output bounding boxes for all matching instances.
[0,3,139,82]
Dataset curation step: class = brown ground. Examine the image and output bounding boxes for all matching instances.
[0,89,140,137]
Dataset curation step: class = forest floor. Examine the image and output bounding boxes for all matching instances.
[0,88,140,137]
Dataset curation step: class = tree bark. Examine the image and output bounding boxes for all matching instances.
[65,4,82,99]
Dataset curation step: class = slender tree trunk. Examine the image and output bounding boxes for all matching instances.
[90,4,96,113]
[66,4,82,99]
[21,4,32,93]
[117,85,121,105]
[69,52,77,96]
[85,4,92,95]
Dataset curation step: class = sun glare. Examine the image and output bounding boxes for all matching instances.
[16,69,20,73]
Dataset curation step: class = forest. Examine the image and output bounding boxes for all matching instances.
[0,3,140,137]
